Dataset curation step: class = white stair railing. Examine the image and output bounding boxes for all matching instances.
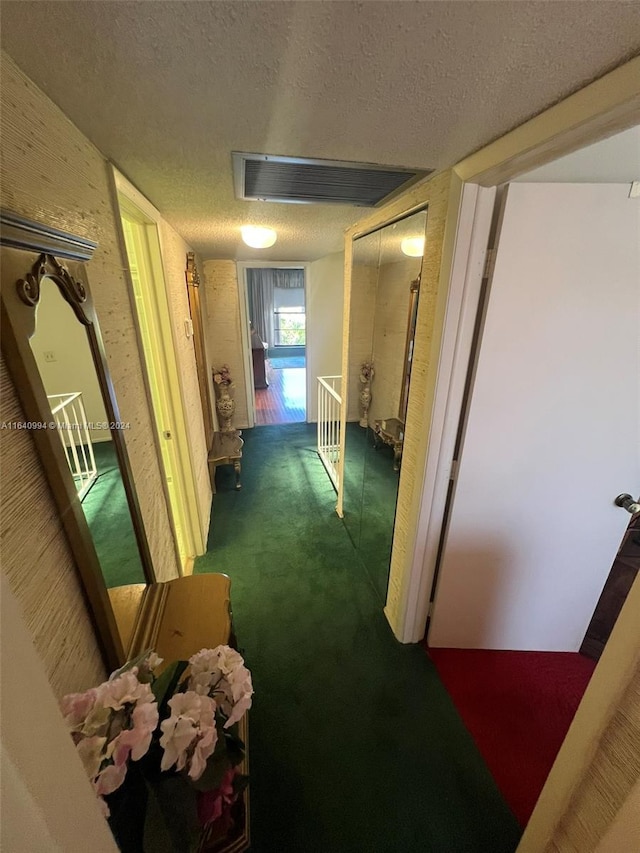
[48,392,98,500]
[317,376,342,492]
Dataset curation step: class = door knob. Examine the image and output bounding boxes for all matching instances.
[615,493,640,514]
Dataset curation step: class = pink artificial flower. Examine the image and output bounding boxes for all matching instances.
[159,691,218,780]
[60,689,98,729]
[188,722,218,781]
[100,670,153,711]
[95,762,127,796]
[111,701,159,765]
[188,646,253,728]
[197,768,237,827]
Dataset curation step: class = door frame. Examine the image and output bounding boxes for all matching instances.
[401,56,640,851]
[236,260,311,426]
[112,169,206,571]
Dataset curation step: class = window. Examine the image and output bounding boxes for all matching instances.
[274,306,306,345]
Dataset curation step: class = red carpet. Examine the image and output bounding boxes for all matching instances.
[426,647,596,827]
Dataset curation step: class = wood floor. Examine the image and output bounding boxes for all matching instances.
[255,364,306,425]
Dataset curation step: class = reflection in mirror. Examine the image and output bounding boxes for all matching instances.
[344,208,427,601]
[30,278,146,588]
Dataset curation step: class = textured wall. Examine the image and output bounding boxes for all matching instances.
[202,260,249,429]
[158,223,212,543]
[369,258,422,425]
[347,262,378,421]
[1,52,179,584]
[549,664,640,850]
[0,52,182,696]
[307,251,344,422]
[0,357,107,697]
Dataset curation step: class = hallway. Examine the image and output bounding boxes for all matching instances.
[195,424,521,852]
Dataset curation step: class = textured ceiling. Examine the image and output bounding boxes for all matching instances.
[1,1,639,261]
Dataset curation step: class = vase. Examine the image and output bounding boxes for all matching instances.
[216,389,236,432]
[359,384,371,428]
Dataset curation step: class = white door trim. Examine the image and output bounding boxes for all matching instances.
[396,183,496,642]
[236,260,311,425]
[112,168,206,564]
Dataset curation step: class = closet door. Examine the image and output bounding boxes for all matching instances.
[429,183,639,651]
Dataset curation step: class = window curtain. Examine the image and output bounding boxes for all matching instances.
[247,269,304,345]
[247,269,275,346]
[272,269,304,289]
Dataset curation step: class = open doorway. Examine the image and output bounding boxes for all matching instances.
[426,125,640,826]
[242,265,308,425]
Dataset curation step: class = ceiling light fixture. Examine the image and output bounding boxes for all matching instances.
[401,236,425,257]
[241,225,277,248]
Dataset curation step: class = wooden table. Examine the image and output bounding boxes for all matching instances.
[109,574,249,852]
[208,430,244,491]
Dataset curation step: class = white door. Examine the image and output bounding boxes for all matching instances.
[429,183,639,651]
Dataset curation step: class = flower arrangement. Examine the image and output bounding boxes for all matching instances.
[60,646,253,851]
[213,365,234,389]
[359,361,374,384]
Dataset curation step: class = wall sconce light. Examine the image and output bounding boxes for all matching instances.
[401,236,425,257]
[241,225,277,248]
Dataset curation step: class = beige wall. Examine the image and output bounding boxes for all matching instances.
[202,260,249,429]
[369,258,421,425]
[307,251,344,422]
[347,261,378,421]
[32,280,110,444]
[550,663,640,850]
[0,52,191,696]
[0,356,107,696]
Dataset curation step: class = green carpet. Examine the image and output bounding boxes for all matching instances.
[342,422,400,602]
[195,424,521,852]
[81,441,146,588]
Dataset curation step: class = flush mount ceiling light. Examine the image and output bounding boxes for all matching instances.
[401,236,425,257]
[241,225,277,248]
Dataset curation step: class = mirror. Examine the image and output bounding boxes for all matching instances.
[31,278,146,588]
[1,213,156,668]
[344,208,427,600]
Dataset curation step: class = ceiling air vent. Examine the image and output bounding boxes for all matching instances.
[232,153,433,207]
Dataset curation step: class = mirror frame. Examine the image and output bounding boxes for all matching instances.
[0,210,156,670]
[185,251,214,449]
[398,275,420,424]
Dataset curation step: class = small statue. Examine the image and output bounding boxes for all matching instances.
[213,364,236,431]
[359,361,374,428]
